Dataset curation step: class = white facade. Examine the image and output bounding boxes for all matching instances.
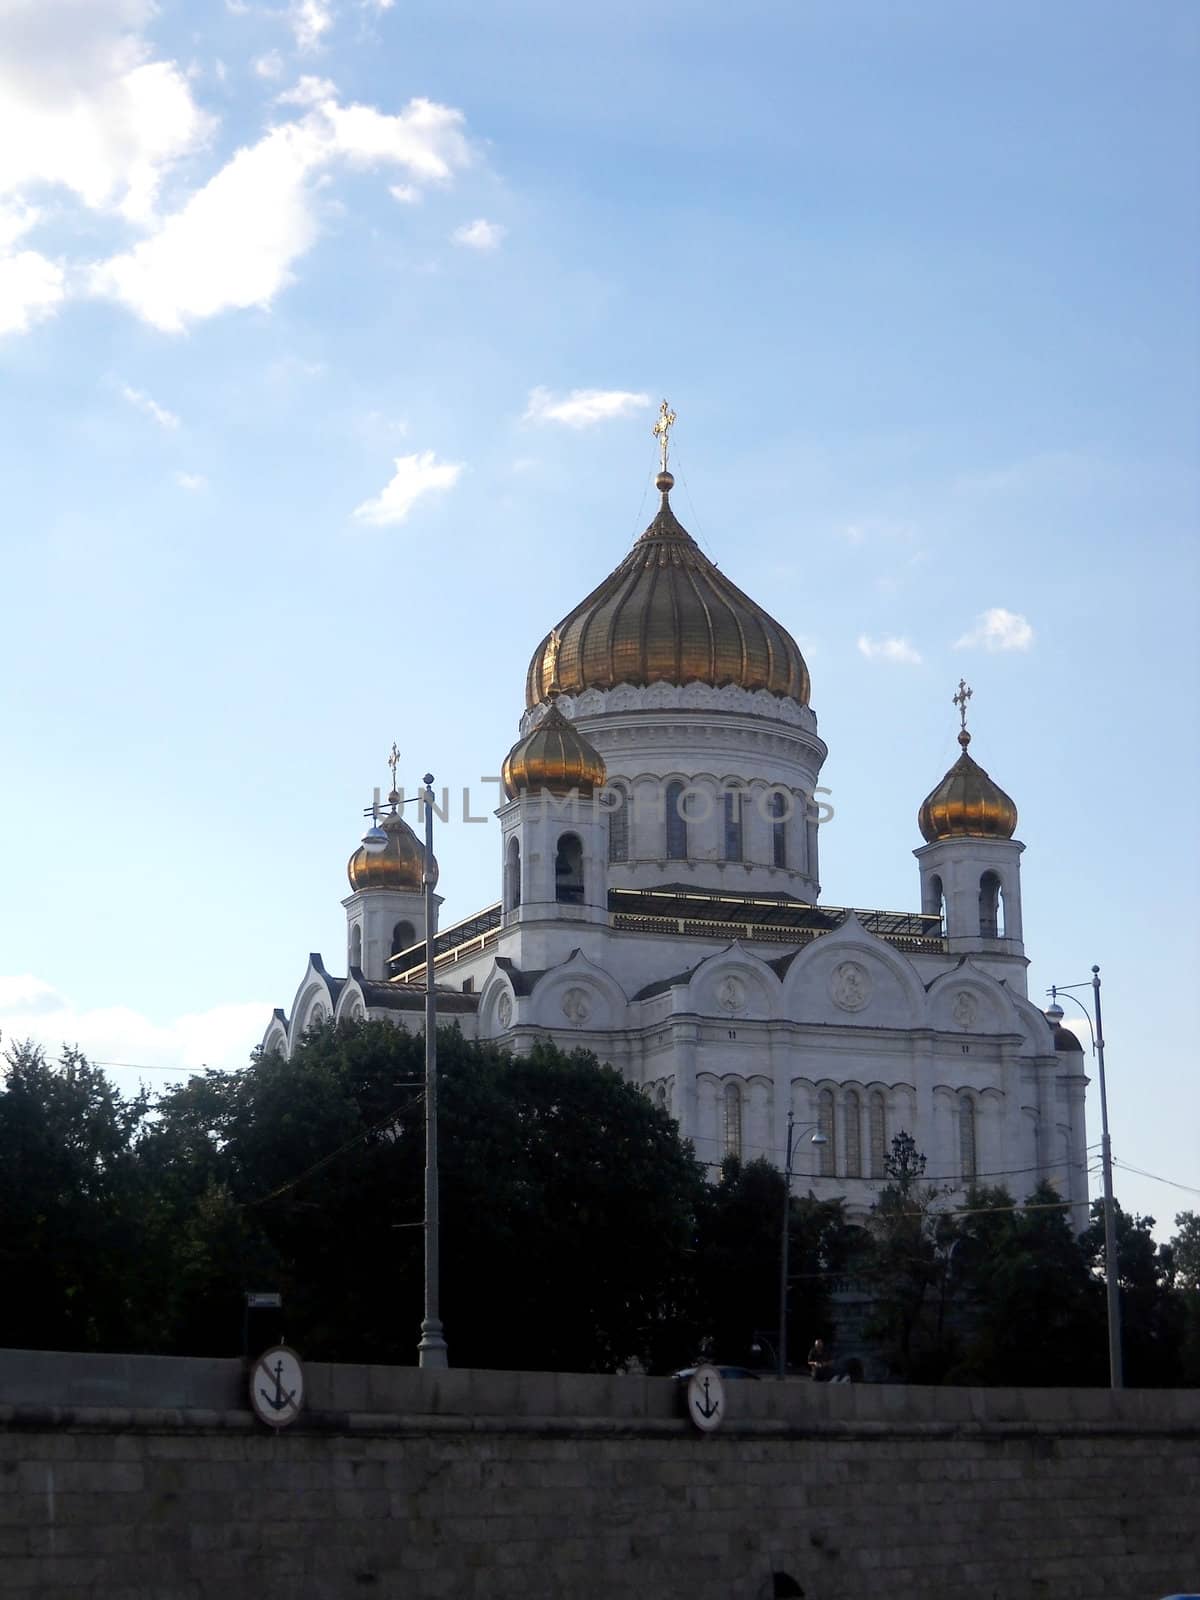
[266,492,1089,1227]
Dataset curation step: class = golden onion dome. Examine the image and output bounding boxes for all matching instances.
[347,802,438,891]
[524,476,810,708]
[502,698,607,798]
[918,729,1018,843]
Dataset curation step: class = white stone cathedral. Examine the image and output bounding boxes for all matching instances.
[265,439,1089,1224]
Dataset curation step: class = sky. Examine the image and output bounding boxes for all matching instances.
[0,0,1197,1239]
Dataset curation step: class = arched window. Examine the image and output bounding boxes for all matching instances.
[979,872,1003,938]
[607,782,629,863]
[770,791,788,868]
[844,1090,862,1177]
[349,924,362,971]
[505,837,521,911]
[665,781,688,860]
[723,1081,743,1159]
[959,1095,977,1181]
[818,1089,835,1176]
[723,789,744,862]
[391,920,416,959]
[869,1090,887,1178]
[555,832,584,904]
[924,872,945,922]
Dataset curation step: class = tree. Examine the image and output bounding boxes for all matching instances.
[1083,1201,1184,1386]
[0,1040,152,1351]
[946,1183,1104,1386]
[861,1132,959,1381]
[148,1021,709,1371]
[1168,1212,1200,1385]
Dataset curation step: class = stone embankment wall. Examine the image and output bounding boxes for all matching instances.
[2,1350,1198,1599]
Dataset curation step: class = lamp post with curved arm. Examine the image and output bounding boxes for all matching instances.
[1045,965,1120,1388]
[779,1110,827,1380]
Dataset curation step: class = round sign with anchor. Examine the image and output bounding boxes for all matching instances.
[250,1345,305,1429]
[685,1363,726,1433]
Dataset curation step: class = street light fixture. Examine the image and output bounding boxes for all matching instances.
[362,772,447,1369]
[778,1109,828,1380]
[1044,964,1120,1388]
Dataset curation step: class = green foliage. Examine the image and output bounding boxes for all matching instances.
[1082,1201,1185,1387]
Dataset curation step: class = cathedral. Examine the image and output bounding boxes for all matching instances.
[264,413,1089,1224]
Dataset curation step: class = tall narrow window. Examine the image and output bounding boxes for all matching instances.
[607,782,629,863]
[555,833,584,904]
[979,872,1002,938]
[665,780,688,860]
[818,1089,835,1177]
[770,790,788,868]
[869,1090,887,1178]
[959,1095,977,1181]
[844,1090,862,1177]
[349,924,362,971]
[924,872,945,922]
[723,789,744,862]
[391,920,416,958]
[505,837,521,911]
[722,1081,743,1159]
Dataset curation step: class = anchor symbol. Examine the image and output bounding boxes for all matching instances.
[260,1358,297,1413]
[694,1375,720,1421]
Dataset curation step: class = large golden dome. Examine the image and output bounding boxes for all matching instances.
[524,475,810,708]
[347,805,438,891]
[918,729,1018,843]
[503,698,607,798]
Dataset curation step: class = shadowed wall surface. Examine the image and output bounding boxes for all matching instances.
[1,1351,1197,1599]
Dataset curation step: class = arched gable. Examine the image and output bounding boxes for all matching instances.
[527,949,629,1033]
[683,942,779,1022]
[779,914,927,1029]
[926,962,1018,1038]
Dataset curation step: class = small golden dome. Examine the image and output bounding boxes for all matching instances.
[502,699,607,798]
[918,730,1018,843]
[347,807,438,891]
[524,483,810,708]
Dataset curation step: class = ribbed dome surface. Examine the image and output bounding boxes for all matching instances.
[524,488,810,708]
[347,808,438,891]
[918,732,1018,843]
[502,699,607,798]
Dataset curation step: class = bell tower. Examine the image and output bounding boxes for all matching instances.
[914,683,1026,981]
[343,748,440,980]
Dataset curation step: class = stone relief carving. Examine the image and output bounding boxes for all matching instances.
[830,960,871,1013]
[952,991,978,1030]
[715,975,747,1014]
[562,987,592,1024]
[497,992,513,1029]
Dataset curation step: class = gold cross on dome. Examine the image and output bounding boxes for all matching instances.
[953,679,973,731]
[652,399,677,473]
[387,741,401,792]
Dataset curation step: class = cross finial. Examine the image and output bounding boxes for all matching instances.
[953,679,973,746]
[387,741,401,804]
[652,399,677,475]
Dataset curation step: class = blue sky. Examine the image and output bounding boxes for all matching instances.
[1,0,1196,1237]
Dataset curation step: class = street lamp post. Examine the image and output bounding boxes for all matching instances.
[778,1110,827,1380]
[1045,964,1120,1388]
[416,774,448,1369]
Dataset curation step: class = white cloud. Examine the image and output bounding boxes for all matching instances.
[353,450,463,526]
[0,246,64,334]
[254,51,285,79]
[0,0,213,225]
[452,217,504,250]
[0,973,267,1081]
[91,89,471,330]
[954,607,1034,653]
[389,183,420,204]
[175,471,208,491]
[857,634,922,666]
[524,387,650,428]
[290,0,335,51]
[120,382,180,429]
